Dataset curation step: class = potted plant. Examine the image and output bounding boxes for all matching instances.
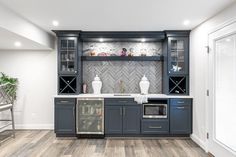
[0,73,18,101]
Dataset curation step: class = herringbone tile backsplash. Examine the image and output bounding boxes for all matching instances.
[82,61,162,94]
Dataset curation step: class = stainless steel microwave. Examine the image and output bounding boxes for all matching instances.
[143,103,167,118]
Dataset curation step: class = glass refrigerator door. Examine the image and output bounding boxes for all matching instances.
[77,99,104,134]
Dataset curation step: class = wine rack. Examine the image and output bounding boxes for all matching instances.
[59,76,77,94]
[169,76,187,94]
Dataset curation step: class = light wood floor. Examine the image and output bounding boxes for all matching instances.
[0,130,208,157]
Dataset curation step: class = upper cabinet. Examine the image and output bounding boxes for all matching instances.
[58,37,78,74]
[53,30,81,95]
[168,37,189,75]
[163,31,190,95]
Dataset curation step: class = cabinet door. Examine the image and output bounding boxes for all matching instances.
[170,99,192,134]
[123,106,141,134]
[168,37,189,75]
[55,99,76,135]
[58,37,77,75]
[105,105,123,134]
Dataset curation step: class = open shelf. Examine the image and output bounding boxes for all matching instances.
[81,56,163,61]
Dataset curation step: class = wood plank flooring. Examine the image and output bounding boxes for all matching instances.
[0,130,208,157]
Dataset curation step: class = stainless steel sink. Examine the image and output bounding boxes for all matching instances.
[113,94,131,96]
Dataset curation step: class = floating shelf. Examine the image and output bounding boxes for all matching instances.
[81,56,163,61]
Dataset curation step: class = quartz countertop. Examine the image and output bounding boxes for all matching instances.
[54,93,193,99]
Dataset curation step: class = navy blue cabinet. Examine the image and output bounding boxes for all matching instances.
[170,98,192,134]
[141,119,169,134]
[58,37,78,75]
[163,31,190,95]
[54,98,76,136]
[123,105,141,134]
[53,30,82,95]
[167,37,189,75]
[105,98,141,135]
[105,105,123,134]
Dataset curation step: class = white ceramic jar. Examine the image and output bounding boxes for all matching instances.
[92,75,102,94]
[139,75,150,94]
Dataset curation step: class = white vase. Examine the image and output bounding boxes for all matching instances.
[139,75,150,94]
[92,75,102,94]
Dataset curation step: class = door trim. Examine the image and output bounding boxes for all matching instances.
[206,18,236,156]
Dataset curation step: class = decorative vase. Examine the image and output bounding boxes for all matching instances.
[92,75,102,94]
[139,75,150,94]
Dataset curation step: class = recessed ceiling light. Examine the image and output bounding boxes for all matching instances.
[14,41,21,47]
[141,38,146,42]
[52,20,59,27]
[99,38,104,42]
[226,38,231,42]
[183,20,190,26]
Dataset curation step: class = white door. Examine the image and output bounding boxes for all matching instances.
[208,21,236,157]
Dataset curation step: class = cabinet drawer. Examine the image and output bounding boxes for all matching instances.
[55,98,76,104]
[141,120,169,134]
[170,98,192,106]
[105,98,136,105]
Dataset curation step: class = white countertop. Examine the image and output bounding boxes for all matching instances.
[54,93,193,99]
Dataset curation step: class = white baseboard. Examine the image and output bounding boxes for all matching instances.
[191,134,207,152]
[15,124,54,130]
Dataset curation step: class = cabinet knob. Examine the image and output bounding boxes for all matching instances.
[75,71,77,73]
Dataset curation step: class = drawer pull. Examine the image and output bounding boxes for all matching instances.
[149,126,162,129]
[176,106,185,109]
[60,100,69,103]
[119,101,127,103]
[177,101,185,104]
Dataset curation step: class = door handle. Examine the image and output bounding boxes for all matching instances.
[120,108,122,116]
[73,107,75,117]
[123,107,126,116]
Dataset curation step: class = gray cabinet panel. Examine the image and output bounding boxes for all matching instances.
[54,98,76,135]
[123,106,141,134]
[170,98,192,134]
[105,105,123,134]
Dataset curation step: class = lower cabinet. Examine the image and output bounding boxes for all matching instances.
[141,119,169,134]
[123,105,141,134]
[105,99,141,135]
[105,105,123,134]
[170,98,192,134]
[54,98,76,136]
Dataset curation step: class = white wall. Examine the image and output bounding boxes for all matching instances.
[190,1,236,150]
[0,50,57,129]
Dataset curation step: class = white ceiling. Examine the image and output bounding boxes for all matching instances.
[0,27,51,50]
[0,0,235,33]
